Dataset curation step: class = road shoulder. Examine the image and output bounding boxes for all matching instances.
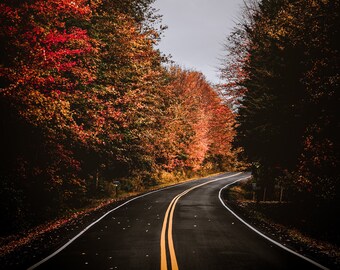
[221,181,340,270]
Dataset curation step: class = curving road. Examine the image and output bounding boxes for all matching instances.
[28,172,326,270]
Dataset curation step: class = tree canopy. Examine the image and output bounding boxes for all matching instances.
[0,0,239,233]
[220,0,339,203]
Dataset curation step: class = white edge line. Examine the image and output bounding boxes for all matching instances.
[27,172,240,270]
[218,177,329,270]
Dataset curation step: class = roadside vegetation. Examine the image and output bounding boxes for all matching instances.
[219,0,339,243]
[219,1,339,267]
[224,179,340,269]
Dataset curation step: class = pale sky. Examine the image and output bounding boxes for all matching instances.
[152,0,244,84]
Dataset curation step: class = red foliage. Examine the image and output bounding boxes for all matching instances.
[0,0,96,94]
[156,68,236,171]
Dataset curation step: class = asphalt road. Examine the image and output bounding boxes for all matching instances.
[29,172,325,270]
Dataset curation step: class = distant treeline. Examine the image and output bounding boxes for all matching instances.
[221,0,339,204]
[0,0,242,234]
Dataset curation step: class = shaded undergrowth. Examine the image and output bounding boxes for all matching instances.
[224,180,340,269]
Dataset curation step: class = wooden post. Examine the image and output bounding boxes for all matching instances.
[263,187,266,202]
[279,187,284,203]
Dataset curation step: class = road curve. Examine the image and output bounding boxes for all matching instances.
[28,172,325,270]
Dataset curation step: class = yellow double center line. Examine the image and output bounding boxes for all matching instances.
[160,172,242,270]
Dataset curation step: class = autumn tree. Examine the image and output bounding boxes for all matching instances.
[279,0,340,202]
[221,0,339,202]
[0,0,98,231]
[0,0,165,230]
[155,67,238,173]
[82,0,167,191]
[0,0,240,234]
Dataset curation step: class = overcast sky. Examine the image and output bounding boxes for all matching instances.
[152,0,244,84]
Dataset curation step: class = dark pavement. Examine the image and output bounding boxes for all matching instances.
[29,172,325,270]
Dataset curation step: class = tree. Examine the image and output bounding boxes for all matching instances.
[0,0,241,234]
[155,67,238,173]
[0,0,96,231]
[85,0,166,185]
[220,0,339,202]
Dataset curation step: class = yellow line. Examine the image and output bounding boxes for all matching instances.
[161,194,180,270]
[167,195,181,270]
[160,172,242,270]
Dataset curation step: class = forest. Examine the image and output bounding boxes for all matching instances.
[220,0,339,205]
[0,0,240,234]
[0,0,339,242]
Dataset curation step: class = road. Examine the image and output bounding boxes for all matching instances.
[28,172,326,270]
